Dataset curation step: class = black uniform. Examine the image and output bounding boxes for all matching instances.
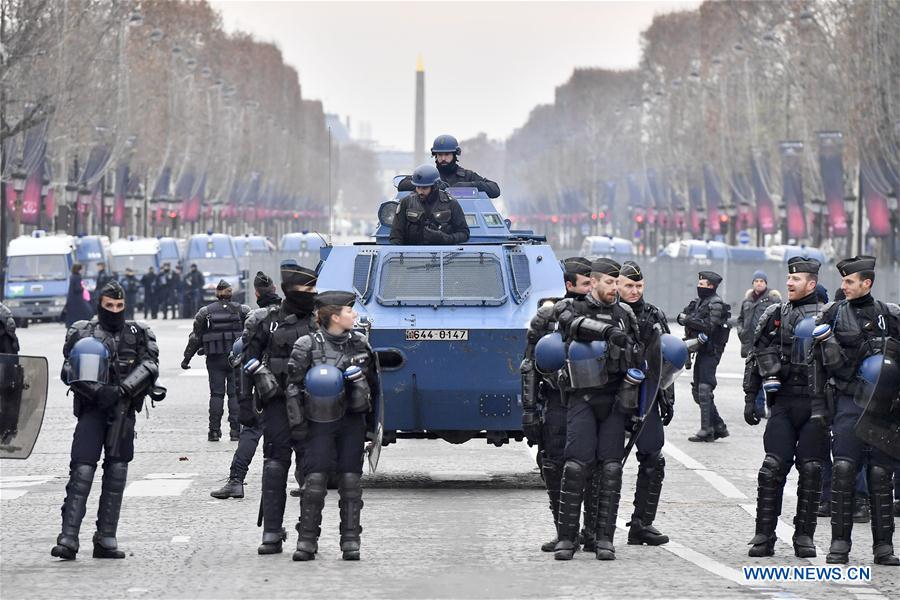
[93,268,114,305]
[551,258,642,561]
[242,264,318,554]
[184,297,251,439]
[679,271,731,442]
[156,266,172,319]
[140,269,157,319]
[186,267,205,316]
[398,163,501,198]
[51,284,159,560]
[388,188,470,245]
[812,255,900,565]
[0,302,20,354]
[286,291,378,561]
[119,274,140,320]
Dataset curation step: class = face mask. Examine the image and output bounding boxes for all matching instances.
[98,305,126,332]
[697,286,715,299]
[284,290,316,315]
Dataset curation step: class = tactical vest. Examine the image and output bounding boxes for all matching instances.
[201,301,244,355]
[569,298,634,384]
[264,310,315,387]
[773,301,822,393]
[828,300,896,390]
[633,303,665,345]
[404,192,454,239]
[307,331,373,419]
[70,321,146,389]
[688,296,731,352]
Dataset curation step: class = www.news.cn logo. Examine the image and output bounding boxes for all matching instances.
[743,565,872,582]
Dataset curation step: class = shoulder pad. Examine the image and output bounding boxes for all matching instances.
[553,298,574,313]
[294,334,314,352]
[72,319,93,332]
[618,301,638,322]
[885,302,900,318]
[650,303,667,323]
[456,167,470,178]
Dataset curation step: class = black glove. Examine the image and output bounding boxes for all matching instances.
[181,358,191,370]
[197,348,205,356]
[521,409,542,445]
[238,399,257,428]
[660,398,674,426]
[423,226,450,244]
[744,395,761,426]
[96,385,122,410]
[606,327,629,348]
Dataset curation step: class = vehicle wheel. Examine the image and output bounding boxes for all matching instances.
[14,318,29,329]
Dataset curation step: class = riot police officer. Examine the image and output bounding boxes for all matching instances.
[51,281,160,560]
[812,255,899,566]
[614,260,672,547]
[119,268,141,320]
[552,258,642,561]
[678,271,731,442]
[389,164,470,245]
[182,280,251,441]
[742,257,829,558]
[397,134,501,198]
[286,290,379,561]
[210,272,283,500]
[242,261,318,555]
[521,257,592,552]
[0,302,19,354]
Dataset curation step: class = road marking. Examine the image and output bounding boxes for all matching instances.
[144,472,198,480]
[664,442,747,499]
[125,479,193,497]
[0,489,29,500]
[0,475,51,482]
[178,370,208,377]
[170,535,190,543]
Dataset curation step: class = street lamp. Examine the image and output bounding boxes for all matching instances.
[77,187,92,235]
[39,178,50,232]
[778,204,788,244]
[102,190,115,236]
[809,197,825,246]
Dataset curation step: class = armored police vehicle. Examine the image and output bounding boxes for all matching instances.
[185,233,246,303]
[317,187,563,447]
[4,231,76,325]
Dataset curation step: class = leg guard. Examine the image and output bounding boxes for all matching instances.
[93,461,128,559]
[580,465,599,552]
[540,459,563,552]
[793,459,823,558]
[338,473,363,560]
[867,464,900,566]
[293,472,327,561]
[554,460,587,560]
[689,386,716,442]
[827,458,856,564]
[748,454,786,557]
[258,459,288,555]
[51,463,96,560]
[594,460,623,560]
[628,453,669,546]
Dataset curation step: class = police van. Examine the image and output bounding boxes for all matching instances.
[74,235,111,293]
[185,233,246,303]
[279,232,326,270]
[4,231,77,324]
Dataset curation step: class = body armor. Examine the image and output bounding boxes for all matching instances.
[201,301,245,356]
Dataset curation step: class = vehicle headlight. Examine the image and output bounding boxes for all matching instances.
[5,299,21,308]
[53,298,66,307]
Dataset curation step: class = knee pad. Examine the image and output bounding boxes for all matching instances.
[600,459,623,480]
[262,459,288,489]
[759,454,786,485]
[101,461,128,486]
[798,459,823,480]
[304,472,328,497]
[698,383,714,398]
[866,463,891,487]
[831,457,856,482]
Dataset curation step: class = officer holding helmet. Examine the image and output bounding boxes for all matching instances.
[51,281,160,561]
[390,163,470,245]
[398,134,501,198]
[286,290,379,561]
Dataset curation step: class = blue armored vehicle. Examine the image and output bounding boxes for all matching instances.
[316,187,563,447]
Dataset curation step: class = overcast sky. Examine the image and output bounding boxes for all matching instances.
[212,1,700,151]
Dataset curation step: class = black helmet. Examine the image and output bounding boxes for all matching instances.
[410,164,441,187]
[431,134,460,156]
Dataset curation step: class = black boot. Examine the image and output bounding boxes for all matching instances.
[554,460,587,561]
[207,429,220,442]
[294,472,327,561]
[210,478,244,499]
[258,459,288,555]
[793,460,822,558]
[867,464,900,566]
[594,460,623,561]
[689,387,717,442]
[826,458,856,564]
[628,453,669,546]
[93,462,128,559]
[51,464,96,560]
[338,473,363,561]
[540,460,562,552]
[229,428,240,442]
[748,454,786,557]
[580,466,599,552]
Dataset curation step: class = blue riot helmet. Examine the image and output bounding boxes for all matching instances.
[431,134,461,156]
[534,332,566,374]
[228,338,244,369]
[790,316,817,365]
[410,163,441,187]
[68,337,110,384]
[858,355,883,386]
[659,333,689,387]
[567,340,608,389]
[304,364,346,423]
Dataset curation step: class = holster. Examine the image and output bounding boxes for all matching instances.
[252,365,281,403]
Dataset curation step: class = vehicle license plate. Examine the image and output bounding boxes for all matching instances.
[405,329,469,341]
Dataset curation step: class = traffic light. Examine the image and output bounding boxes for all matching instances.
[719,212,729,234]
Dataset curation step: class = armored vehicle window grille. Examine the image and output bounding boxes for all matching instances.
[506,252,531,303]
[377,252,506,306]
[353,253,377,302]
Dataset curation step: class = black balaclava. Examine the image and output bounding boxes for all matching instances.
[280,261,318,316]
[98,281,126,332]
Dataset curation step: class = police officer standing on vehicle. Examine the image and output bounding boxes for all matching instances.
[389,164,470,246]
[182,280,250,441]
[397,135,501,198]
[742,257,829,558]
[210,272,282,500]
[51,281,160,560]
[522,257,592,552]
[613,260,672,547]
[0,302,19,354]
[552,258,642,561]
[287,290,379,561]
[242,261,318,555]
[678,271,731,442]
[812,255,899,566]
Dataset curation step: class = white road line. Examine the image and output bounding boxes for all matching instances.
[0,479,48,488]
[143,472,198,480]
[0,475,51,482]
[170,535,190,543]
[0,489,29,500]
[125,479,193,497]
[664,442,747,499]
[178,370,208,377]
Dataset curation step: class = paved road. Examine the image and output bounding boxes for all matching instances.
[1,319,897,599]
